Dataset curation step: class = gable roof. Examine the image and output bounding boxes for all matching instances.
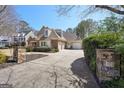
[18,30,32,36]
[50,29,66,41]
[37,26,80,41]
[37,27,66,41]
[63,32,81,41]
[18,30,38,37]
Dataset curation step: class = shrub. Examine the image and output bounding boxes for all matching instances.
[101,79,124,88]
[113,44,124,78]
[26,47,32,52]
[26,47,51,52]
[113,44,124,55]
[32,47,51,52]
[83,32,120,73]
[0,52,7,64]
[51,48,59,52]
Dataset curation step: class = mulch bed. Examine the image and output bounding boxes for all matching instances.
[0,54,47,70]
[25,54,47,62]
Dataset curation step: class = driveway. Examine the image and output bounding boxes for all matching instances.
[0,50,99,88]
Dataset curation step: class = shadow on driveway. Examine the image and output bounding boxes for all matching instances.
[71,57,99,88]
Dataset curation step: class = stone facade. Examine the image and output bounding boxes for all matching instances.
[12,46,26,63]
[96,49,120,82]
[17,48,26,63]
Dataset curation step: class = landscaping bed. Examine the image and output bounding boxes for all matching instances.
[25,54,47,62]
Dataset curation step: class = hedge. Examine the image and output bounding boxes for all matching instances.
[51,48,59,52]
[26,47,51,52]
[83,32,120,73]
[101,79,124,88]
[26,47,32,52]
[33,47,51,52]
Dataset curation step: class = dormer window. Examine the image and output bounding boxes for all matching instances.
[44,30,48,37]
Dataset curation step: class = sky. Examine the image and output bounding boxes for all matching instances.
[15,5,111,31]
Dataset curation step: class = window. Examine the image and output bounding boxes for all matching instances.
[41,42,44,46]
[41,42,47,46]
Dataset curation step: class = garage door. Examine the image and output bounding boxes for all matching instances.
[58,42,65,50]
[72,42,82,49]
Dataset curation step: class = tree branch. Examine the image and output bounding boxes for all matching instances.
[95,5,124,15]
[57,5,75,16]
[0,5,7,14]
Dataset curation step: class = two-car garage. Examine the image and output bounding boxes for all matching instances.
[66,40,82,49]
[63,32,82,50]
[72,41,82,49]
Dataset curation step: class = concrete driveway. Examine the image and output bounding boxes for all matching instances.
[0,50,99,88]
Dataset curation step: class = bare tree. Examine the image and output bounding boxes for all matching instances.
[0,5,18,36]
[57,5,124,18]
[18,20,33,33]
[95,5,124,15]
[0,5,7,14]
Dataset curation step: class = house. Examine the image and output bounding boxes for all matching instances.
[63,32,82,49]
[27,27,66,50]
[15,30,36,46]
[0,30,36,48]
[0,30,18,48]
[27,27,82,50]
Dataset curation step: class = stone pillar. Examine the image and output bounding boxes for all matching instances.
[13,45,18,62]
[96,49,120,82]
[17,47,26,63]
